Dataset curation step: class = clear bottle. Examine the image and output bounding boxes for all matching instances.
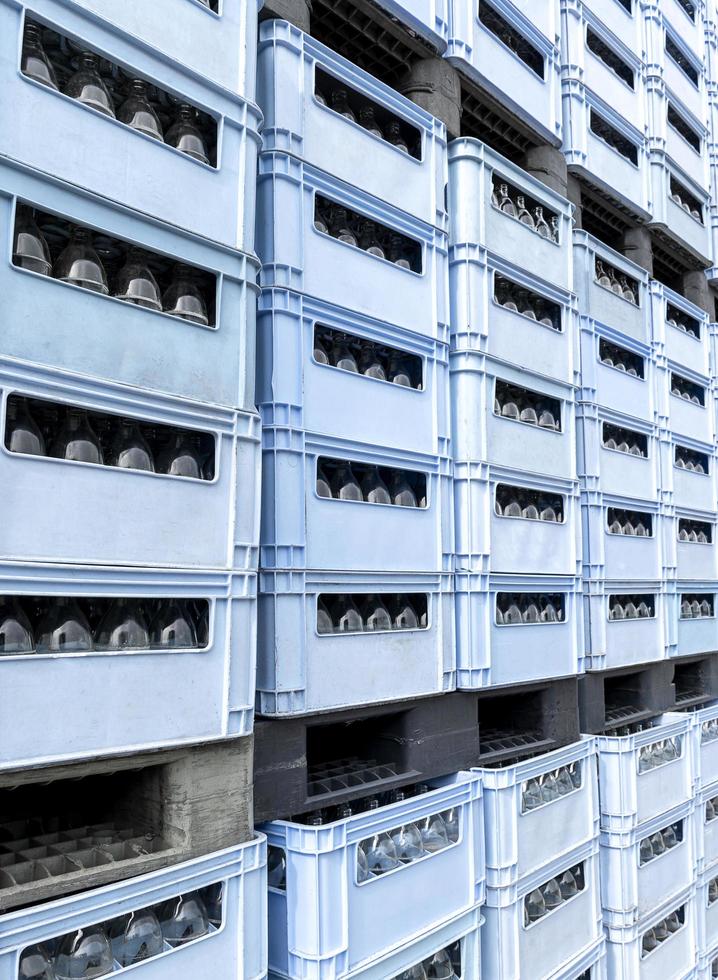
[639,835,654,865]
[118,79,163,140]
[150,598,197,648]
[361,803,400,875]
[94,598,150,651]
[64,52,115,118]
[0,596,34,655]
[498,183,516,217]
[385,120,409,153]
[524,888,546,924]
[12,205,52,276]
[157,431,202,479]
[540,771,560,803]
[5,398,46,456]
[53,927,114,979]
[442,807,460,843]
[522,778,542,811]
[596,261,612,288]
[36,597,93,654]
[390,813,425,863]
[556,766,574,795]
[550,216,560,242]
[50,408,103,464]
[268,846,287,889]
[361,468,391,504]
[390,471,418,507]
[393,595,419,630]
[163,264,209,325]
[388,234,412,270]
[541,877,562,911]
[533,207,551,238]
[330,88,356,123]
[107,418,154,473]
[516,196,534,227]
[55,227,108,295]
[358,221,385,260]
[641,928,658,956]
[330,461,363,501]
[19,945,56,980]
[328,206,358,247]
[620,276,636,303]
[358,343,387,381]
[388,353,414,387]
[538,496,558,522]
[363,594,392,631]
[313,334,330,365]
[425,949,455,979]
[114,248,162,311]
[331,335,358,372]
[333,595,364,633]
[537,403,558,429]
[358,105,383,138]
[166,104,210,164]
[662,824,679,850]
[317,597,334,634]
[108,908,164,966]
[200,882,223,928]
[21,23,58,90]
[316,463,332,498]
[418,810,449,853]
[522,597,540,623]
[158,892,209,947]
[395,966,428,980]
[522,498,539,520]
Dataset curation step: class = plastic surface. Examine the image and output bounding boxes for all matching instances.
[573,233,651,343]
[259,426,453,573]
[0,838,268,980]
[576,404,660,503]
[656,367,715,447]
[0,0,261,249]
[264,772,484,979]
[650,283,711,379]
[593,713,694,832]
[454,571,584,689]
[475,739,599,888]
[256,569,454,715]
[649,158,711,264]
[698,861,718,955]
[481,838,602,980]
[578,319,657,427]
[255,151,448,341]
[552,936,607,979]
[256,288,450,457]
[372,0,450,51]
[0,357,261,569]
[257,21,448,228]
[583,579,666,670]
[697,778,718,872]
[658,432,718,513]
[581,493,663,582]
[0,160,258,411]
[688,702,718,791]
[670,583,718,659]
[648,88,710,192]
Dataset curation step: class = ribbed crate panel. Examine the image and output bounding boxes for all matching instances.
[373,0,450,50]
[265,772,483,979]
[553,936,607,980]
[656,366,715,446]
[256,21,447,229]
[255,152,448,341]
[599,800,698,920]
[698,861,718,954]
[0,563,256,769]
[256,289,450,458]
[454,572,583,689]
[650,282,711,378]
[649,0,706,72]
[665,510,718,580]
[454,461,581,577]
[577,405,661,503]
[256,570,454,715]
[604,885,698,980]
[0,0,261,250]
[448,138,573,292]
[658,432,718,513]
[476,739,598,888]
[573,233,651,342]
[649,157,711,263]
[481,838,602,980]
[0,839,267,980]
[0,358,260,569]
[688,702,718,791]
[583,579,667,671]
[259,426,453,573]
[581,492,662,582]
[699,942,718,980]
[446,1,561,145]
[579,320,656,426]
[563,85,651,219]
[697,778,718,872]
[671,583,718,657]
[593,713,694,832]
[448,244,578,384]
[647,86,710,192]
[0,160,258,411]
[450,351,577,482]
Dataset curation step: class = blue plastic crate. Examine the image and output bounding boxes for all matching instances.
[255,151,449,342]
[0,0,262,250]
[475,739,599,889]
[697,778,718,873]
[256,288,450,458]
[604,885,698,980]
[481,838,602,980]
[256,569,454,715]
[450,351,578,482]
[648,87,710,194]
[0,160,258,411]
[453,461,581,577]
[592,713,694,833]
[699,941,718,980]
[650,282,711,379]
[0,357,260,569]
[573,232,651,341]
[670,581,718,658]
[578,319,657,427]
[658,430,718,513]
[0,838,267,980]
[580,492,663,582]
[655,354,715,445]
[698,861,718,956]
[445,1,562,145]
[655,0,706,63]
[454,571,584,689]
[686,701,718,793]
[663,507,718,581]
[263,771,484,979]
[256,21,448,229]
[553,936,607,980]
[0,562,256,769]
[576,404,661,503]
[447,138,574,293]
[649,157,711,264]
[372,0,449,51]
[583,578,667,671]
[599,799,698,921]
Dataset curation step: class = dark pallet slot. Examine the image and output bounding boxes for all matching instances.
[580,661,676,733]
[673,653,718,709]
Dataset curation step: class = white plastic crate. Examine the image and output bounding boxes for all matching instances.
[698,862,718,955]
[256,20,448,229]
[481,838,602,980]
[256,569,454,715]
[688,702,718,791]
[579,319,657,427]
[650,282,711,379]
[647,0,706,83]
[599,800,698,920]
[259,426,453,573]
[656,363,715,447]
[0,838,267,980]
[448,138,574,292]
[453,461,581,577]
[670,583,718,659]
[476,739,599,888]
[697,778,718,872]
[450,351,578,482]
[264,772,484,979]
[577,404,661,503]
[373,0,450,51]
[553,936,607,980]
[255,151,449,342]
[0,0,261,250]
[0,562,256,769]
[648,158,711,264]
[455,571,583,689]
[446,0,562,145]
[699,939,718,979]
[583,579,667,671]
[593,713,694,832]
[573,233,651,344]
[658,431,718,513]
[647,86,710,193]
[580,492,663,582]
[604,886,698,980]
[664,508,718,581]
[0,160,258,412]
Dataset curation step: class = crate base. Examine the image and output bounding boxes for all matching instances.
[579,660,676,734]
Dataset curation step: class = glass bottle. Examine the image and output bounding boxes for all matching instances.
[157,431,202,479]
[395,966,427,980]
[328,206,357,247]
[163,265,209,325]
[107,417,155,472]
[114,248,162,311]
[53,927,113,979]
[36,597,93,654]
[108,909,164,966]
[362,594,392,631]
[524,888,546,924]
[390,471,417,507]
[19,945,56,980]
[118,79,163,140]
[357,842,371,882]
[358,221,386,259]
[333,595,363,633]
[522,778,543,811]
[542,877,562,911]
[268,846,287,889]
[313,334,330,365]
[558,869,578,901]
[540,771,560,803]
[166,104,210,164]
[314,202,329,235]
[516,195,534,227]
[200,883,223,928]
[639,835,654,865]
[620,276,636,303]
[50,408,103,464]
[5,398,46,456]
[522,597,540,623]
[391,812,425,864]
[550,216,560,242]
[498,183,516,216]
[362,802,400,875]
[534,207,551,238]
[361,468,391,504]
[556,766,574,795]
[329,88,356,123]
[388,353,414,387]
[522,498,539,520]
[0,596,34,655]
[330,461,362,501]
[641,928,657,956]
[386,120,409,153]
[94,598,149,650]
[358,343,387,380]
[538,403,558,430]
[331,335,358,372]
[596,261,612,288]
[317,597,333,634]
[64,52,115,118]
[150,598,197,648]
[538,496,558,522]
[662,824,678,850]
[442,807,460,843]
[393,595,419,629]
[388,234,412,270]
[21,23,58,90]
[425,949,455,979]
[158,892,209,947]
[55,227,109,294]
[12,205,52,276]
[316,462,332,498]
[359,105,383,138]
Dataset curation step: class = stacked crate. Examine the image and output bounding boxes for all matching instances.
[0,0,265,975]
